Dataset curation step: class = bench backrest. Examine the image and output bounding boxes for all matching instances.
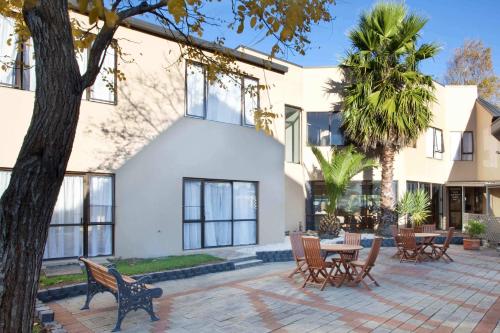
[80,257,118,291]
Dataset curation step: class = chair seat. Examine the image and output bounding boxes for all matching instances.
[350,260,366,267]
[433,244,444,248]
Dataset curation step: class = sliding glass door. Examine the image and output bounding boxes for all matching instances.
[183,178,257,249]
[0,169,113,260]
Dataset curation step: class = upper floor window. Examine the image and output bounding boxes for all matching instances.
[450,131,473,161]
[0,15,116,104]
[425,127,443,159]
[285,106,301,163]
[185,62,259,127]
[307,111,345,146]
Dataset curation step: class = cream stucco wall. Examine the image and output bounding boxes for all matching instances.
[0,15,288,258]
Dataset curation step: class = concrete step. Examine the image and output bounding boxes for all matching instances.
[229,255,257,263]
[233,259,263,270]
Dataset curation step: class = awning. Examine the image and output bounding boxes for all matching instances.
[445,181,500,187]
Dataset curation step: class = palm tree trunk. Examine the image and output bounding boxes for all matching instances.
[378,145,397,237]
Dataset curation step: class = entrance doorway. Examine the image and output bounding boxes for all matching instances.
[448,187,462,229]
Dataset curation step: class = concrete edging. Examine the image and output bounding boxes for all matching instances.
[37,261,235,303]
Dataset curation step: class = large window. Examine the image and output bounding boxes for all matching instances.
[0,170,114,259]
[185,62,259,126]
[307,180,397,232]
[0,15,117,103]
[425,127,443,159]
[405,181,443,229]
[307,112,345,146]
[285,106,301,163]
[183,178,257,249]
[450,131,473,161]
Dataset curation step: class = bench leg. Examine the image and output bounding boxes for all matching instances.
[145,299,160,321]
[112,305,127,332]
[81,282,102,310]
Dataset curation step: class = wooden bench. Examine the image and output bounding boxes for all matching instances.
[79,257,163,332]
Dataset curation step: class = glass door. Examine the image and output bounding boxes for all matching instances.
[448,187,462,230]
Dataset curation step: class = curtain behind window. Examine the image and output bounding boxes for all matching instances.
[90,46,115,102]
[0,16,16,86]
[88,176,113,256]
[44,176,84,259]
[186,63,205,117]
[425,128,434,158]
[243,77,258,125]
[233,182,257,245]
[0,170,11,196]
[183,180,202,249]
[204,182,232,246]
[207,74,241,125]
[450,132,462,161]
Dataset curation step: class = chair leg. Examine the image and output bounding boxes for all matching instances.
[366,272,379,287]
[443,251,453,262]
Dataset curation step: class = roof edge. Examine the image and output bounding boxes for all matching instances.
[67,3,288,74]
[477,97,500,118]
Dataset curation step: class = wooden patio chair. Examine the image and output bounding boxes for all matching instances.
[399,228,424,263]
[420,224,436,251]
[302,236,337,291]
[391,225,403,257]
[288,231,308,279]
[349,237,382,289]
[431,227,455,263]
[343,232,361,261]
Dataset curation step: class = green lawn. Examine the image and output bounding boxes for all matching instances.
[39,254,222,288]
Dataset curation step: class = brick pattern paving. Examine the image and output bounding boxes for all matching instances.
[48,246,500,333]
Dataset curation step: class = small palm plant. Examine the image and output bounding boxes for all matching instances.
[312,145,377,237]
[397,189,430,227]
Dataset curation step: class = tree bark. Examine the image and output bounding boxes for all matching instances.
[377,145,397,237]
[0,1,84,331]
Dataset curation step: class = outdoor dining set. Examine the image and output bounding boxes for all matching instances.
[288,225,455,291]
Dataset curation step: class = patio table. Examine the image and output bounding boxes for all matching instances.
[402,232,440,259]
[321,244,363,287]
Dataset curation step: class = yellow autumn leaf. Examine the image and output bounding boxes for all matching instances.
[104,10,119,28]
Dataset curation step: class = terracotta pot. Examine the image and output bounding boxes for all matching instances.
[463,238,481,250]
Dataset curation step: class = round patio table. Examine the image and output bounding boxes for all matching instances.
[321,244,363,287]
[410,233,440,259]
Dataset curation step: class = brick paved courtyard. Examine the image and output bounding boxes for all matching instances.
[48,246,500,333]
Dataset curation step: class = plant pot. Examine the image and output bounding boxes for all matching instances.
[463,238,481,250]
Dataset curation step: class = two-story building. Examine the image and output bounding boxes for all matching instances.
[0,13,499,260]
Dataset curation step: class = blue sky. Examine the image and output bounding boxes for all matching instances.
[198,0,500,82]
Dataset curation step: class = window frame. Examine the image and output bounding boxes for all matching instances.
[450,131,474,161]
[285,104,301,164]
[184,61,260,127]
[0,20,118,105]
[306,111,346,147]
[426,127,443,160]
[182,177,258,250]
[0,168,115,260]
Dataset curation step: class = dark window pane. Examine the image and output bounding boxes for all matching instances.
[307,112,330,146]
[330,112,345,146]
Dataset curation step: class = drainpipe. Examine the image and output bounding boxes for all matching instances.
[461,186,465,233]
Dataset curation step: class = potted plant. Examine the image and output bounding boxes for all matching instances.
[311,146,377,238]
[463,220,486,250]
[396,189,430,229]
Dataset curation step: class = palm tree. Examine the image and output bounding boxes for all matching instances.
[312,145,377,237]
[397,189,431,227]
[338,2,439,236]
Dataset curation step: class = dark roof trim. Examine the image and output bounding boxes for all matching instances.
[492,117,500,140]
[477,97,500,118]
[67,2,287,74]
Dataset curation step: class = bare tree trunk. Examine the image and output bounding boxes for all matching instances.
[0,1,84,331]
[377,145,397,237]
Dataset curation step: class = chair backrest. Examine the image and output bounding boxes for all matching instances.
[344,232,361,246]
[443,227,455,248]
[422,224,436,233]
[399,228,417,249]
[365,237,382,267]
[290,231,305,259]
[302,236,324,269]
[391,225,399,238]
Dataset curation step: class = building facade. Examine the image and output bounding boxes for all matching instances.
[0,14,499,260]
